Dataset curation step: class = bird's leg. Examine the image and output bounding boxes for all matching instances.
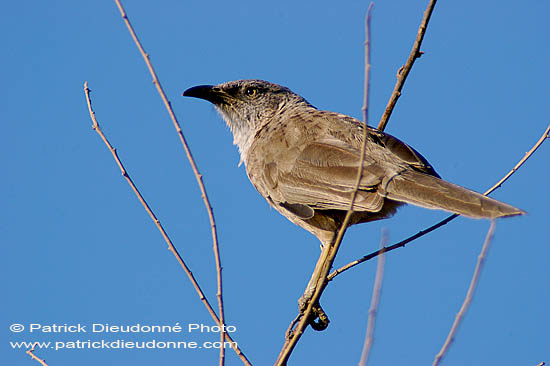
[298,243,331,310]
[297,240,334,331]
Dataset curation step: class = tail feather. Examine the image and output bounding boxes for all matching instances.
[381,170,525,218]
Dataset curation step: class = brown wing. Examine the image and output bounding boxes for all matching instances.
[371,130,440,178]
[264,121,522,219]
[264,133,399,215]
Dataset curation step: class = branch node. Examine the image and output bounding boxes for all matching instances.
[397,66,404,77]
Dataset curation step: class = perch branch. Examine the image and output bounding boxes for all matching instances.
[275,5,374,365]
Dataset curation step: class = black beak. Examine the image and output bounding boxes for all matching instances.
[182,85,224,104]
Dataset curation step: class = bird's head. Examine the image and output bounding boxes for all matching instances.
[183,79,311,156]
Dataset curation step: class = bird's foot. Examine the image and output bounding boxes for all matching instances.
[298,292,330,332]
[308,303,330,331]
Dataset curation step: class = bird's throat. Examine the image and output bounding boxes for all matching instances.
[216,106,254,166]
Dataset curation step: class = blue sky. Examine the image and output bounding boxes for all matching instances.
[2,1,549,365]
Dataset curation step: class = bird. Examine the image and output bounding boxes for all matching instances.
[183,79,524,248]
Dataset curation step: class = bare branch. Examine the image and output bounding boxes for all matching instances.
[483,123,550,196]
[433,220,496,366]
[377,0,438,131]
[359,230,387,366]
[276,5,374,365]
[26,343,48,366]
[362,3,374,124]
[84,82,251,366]
[329,122,550,280]
[112,1,228,364]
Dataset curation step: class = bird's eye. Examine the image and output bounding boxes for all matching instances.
[245,87,257,97]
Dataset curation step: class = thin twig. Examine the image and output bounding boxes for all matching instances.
[329,214,455,280]
[432,220,496,366]
[329,122,550,280]
[482,123,550,196]
[362,3,374,124]
[84,82,251,366]
[26,343,48,366]
[359,230,387,366]
[112,1,228,365]
[275,5,374,365]
[377,0,438,131]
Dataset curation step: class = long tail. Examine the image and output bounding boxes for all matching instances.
[381,170,525,218]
